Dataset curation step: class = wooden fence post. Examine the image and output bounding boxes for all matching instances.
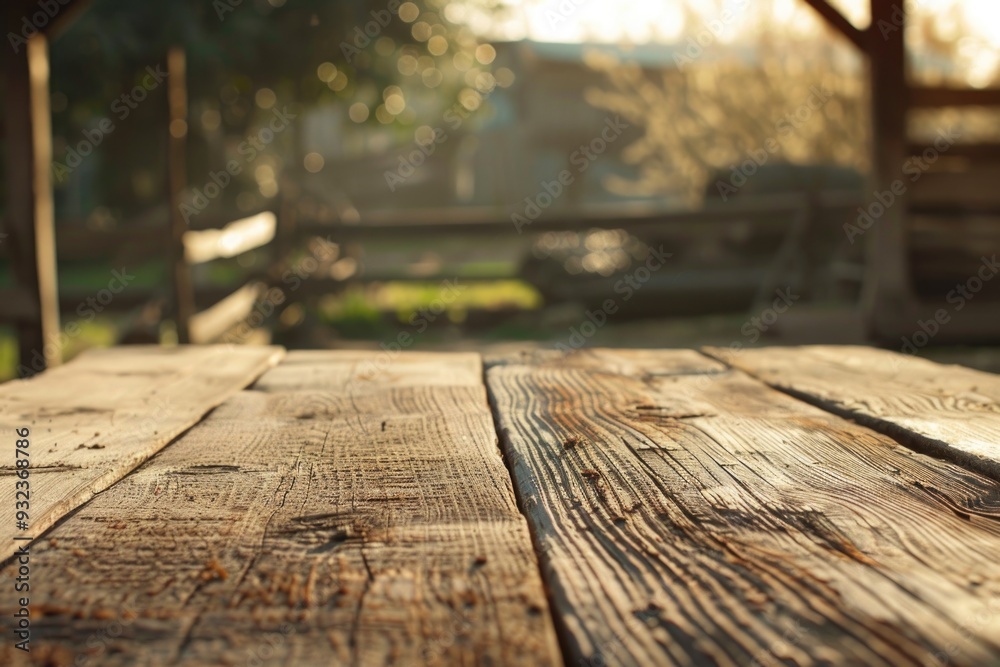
[2,29,60,376]
[863,0,914,339]
[166,46,195,344]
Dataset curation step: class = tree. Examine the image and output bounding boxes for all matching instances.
[583,0,868,204]
[40,0,501,219]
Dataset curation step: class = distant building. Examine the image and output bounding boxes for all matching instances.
[298,40,756,214]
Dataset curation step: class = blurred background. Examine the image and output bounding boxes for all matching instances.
[2,0,999,379]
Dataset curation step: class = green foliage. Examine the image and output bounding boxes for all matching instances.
[45,0,499,220]
[584,1,869,203]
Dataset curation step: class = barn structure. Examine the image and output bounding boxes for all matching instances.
[4,4,1000,666]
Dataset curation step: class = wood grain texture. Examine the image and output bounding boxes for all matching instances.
[488,348,1000,667]
[0,345,284,563]
[705,345,1000,481]
[1,351,562,667]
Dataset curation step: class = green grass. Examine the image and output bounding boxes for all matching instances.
[0,263,543,377]
[315,279,542,339]
[0,318,121,381]
[58,260,167,290]
[0,328,16,380]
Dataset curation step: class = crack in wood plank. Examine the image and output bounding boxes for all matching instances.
[0,350,562,667]
[488,348,1000,666]
[703,345,1000,483]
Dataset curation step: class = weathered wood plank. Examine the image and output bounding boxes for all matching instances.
[488,348,1000,666]
[800,0,866,51]
[1,351,562,666]
[706,345,1000,481]
[0,345,284,563]
[910,86,1000,108]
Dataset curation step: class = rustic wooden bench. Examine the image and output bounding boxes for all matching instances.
[2,345,999,666]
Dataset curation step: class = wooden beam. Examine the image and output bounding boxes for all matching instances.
[862,0,914,340]
[908,142,1000,161]
[0,195,862,262]
[910,86,1000,108]
[26,35,59,368]
[291,191,863,240]
[800,0,867,51]
[2,28,61,376]
[166,46,195,344]
[908,166,1000,211]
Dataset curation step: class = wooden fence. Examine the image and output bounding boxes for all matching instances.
[4,19,1000,377]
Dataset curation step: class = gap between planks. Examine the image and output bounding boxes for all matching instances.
[0,345,284,565]
[702,345,1000,483]
[0,350,563,667]
[487,348,1000,667]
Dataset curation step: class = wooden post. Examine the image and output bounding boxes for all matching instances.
[2,28,61,376]
[799,0,866,50]
[863,0,913,339]
[274,178,299,270]
[166,46,195,344]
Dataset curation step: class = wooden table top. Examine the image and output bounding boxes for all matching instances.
[2,345,999,666]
